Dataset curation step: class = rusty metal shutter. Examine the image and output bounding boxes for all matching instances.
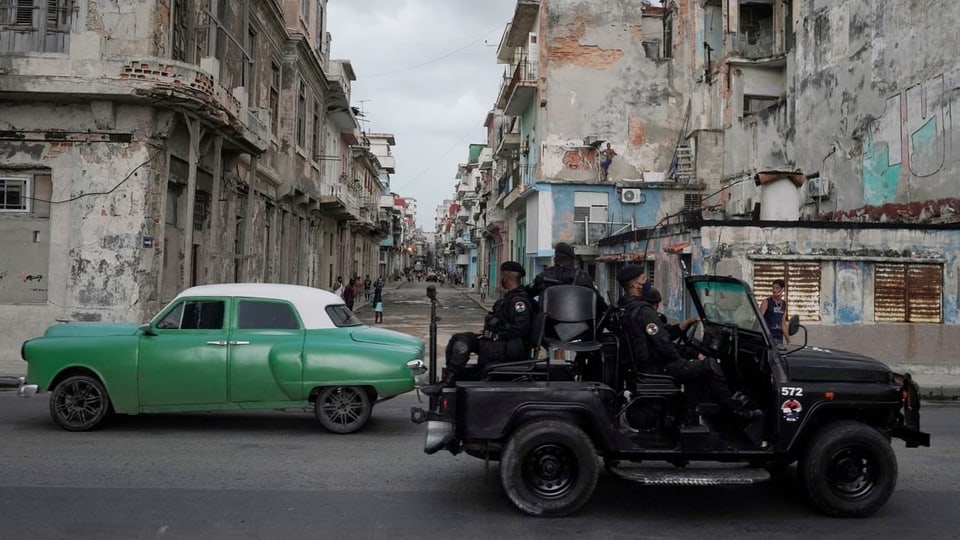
[753,261,821,322]
[874,263,942,323]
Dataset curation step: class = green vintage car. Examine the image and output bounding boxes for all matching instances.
[17,283,426,433]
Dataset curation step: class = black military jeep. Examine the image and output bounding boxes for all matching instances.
[411,276,930,518]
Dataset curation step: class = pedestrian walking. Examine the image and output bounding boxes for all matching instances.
[331,276,344,298]
[479,274,489,303]
[372,283,383,323]
[344,277,357,310]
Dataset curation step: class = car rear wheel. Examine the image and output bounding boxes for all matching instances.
[800,421,897,517]
[499,420,598,517]
[49,374,112,432]
[314,386,372,434]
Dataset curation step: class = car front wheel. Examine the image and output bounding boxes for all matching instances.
[49,374,112,432]
[800,421,898,517]
[314,386,372,434]
[499,420,598,517]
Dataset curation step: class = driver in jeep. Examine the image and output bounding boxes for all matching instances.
[614,265,759,423]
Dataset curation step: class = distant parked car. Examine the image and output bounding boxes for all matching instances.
[425,273,438,282]
[18,283,426,433]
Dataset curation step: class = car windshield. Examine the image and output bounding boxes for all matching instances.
[690,280,763,333]
[326,304,363,327]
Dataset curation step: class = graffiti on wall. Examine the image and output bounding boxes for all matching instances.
[561,147,597,171]
[862,70,958,205]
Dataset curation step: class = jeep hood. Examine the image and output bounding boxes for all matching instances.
[786,346,892,383]
[43,322,143,338]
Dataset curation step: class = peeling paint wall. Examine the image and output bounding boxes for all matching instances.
[698,224,960,368]
[539,1,688,182]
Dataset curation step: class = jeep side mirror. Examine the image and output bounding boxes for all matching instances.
[787,315,800,336]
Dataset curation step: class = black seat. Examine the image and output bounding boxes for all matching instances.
[540,285,603,353]
[482,285,602,382]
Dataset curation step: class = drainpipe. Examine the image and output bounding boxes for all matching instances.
[183,114,201,288]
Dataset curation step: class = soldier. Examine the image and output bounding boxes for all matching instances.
[526,242,608,314]
[614,265,751,419]
[422,261,534,396]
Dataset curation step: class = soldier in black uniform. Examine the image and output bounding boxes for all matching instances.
[422,261,534,396]
[526,242,608,313]
[614,265,737,413]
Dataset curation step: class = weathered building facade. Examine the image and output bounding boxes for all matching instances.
[441,0,960,383]
[0,0,400,374]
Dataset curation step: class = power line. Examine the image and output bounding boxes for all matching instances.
[362,25,502,78]
[393,130,476,192]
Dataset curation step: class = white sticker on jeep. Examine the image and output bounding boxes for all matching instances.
[781,386,804,397]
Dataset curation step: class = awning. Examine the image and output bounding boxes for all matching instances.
[662,241,690,254]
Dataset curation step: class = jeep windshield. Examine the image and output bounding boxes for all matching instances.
[687,277,763,333]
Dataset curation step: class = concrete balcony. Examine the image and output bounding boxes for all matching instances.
[318,183,361,221]
[495,0,541,63]
[496,58,537,116]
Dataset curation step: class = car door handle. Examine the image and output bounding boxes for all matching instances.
[206,340,228,346]
[229,341,251,346]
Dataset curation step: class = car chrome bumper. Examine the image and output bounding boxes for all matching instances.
[407,359,429,386]
[17,377,38,398]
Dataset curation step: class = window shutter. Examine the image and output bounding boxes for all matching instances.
[753,261,821,322]
[874,264,906,322]
[907,264,942,322]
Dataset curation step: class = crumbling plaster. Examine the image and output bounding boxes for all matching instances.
[540,0,686,181]
[729,0,960,217]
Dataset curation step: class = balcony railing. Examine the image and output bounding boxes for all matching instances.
[496,57,538,115]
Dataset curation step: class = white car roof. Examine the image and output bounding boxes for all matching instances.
[174,283,345,330]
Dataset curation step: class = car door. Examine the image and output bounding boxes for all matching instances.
[138,298,229,406]
[227,299,306,403]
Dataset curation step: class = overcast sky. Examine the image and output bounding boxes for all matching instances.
[327,0,518,230]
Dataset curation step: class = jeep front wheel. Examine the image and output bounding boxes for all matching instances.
[499,420,598,517]
[800,421,898,517]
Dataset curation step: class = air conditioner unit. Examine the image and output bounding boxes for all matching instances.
[621,188,645,204]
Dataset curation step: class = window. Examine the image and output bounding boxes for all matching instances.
[326,305,362,327]
[193,190,209,231]
[874,263,942,323]
[269,62,281,136]
[296,79,306,148]
[171,0,189,62]
[0,177,29,212]
[662,9,674,58]
[238,300,300,329]
[312,99,321,160]
[0,0,76,53]
[744,95,780,116]
[244,25,258,104]
[299,0,310,22]
[156,300,225,330]
[753,261,821,322]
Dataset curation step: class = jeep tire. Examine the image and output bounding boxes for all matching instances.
[499,420,598,517]
[800,421,897,517]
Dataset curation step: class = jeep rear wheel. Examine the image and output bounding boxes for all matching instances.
[800,421,897,517]
[499,420,598,517]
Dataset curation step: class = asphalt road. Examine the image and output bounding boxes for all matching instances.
[1,282,957,539]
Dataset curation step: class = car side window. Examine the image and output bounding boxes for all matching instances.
[237,301,300,330]
[157,300,225,330]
